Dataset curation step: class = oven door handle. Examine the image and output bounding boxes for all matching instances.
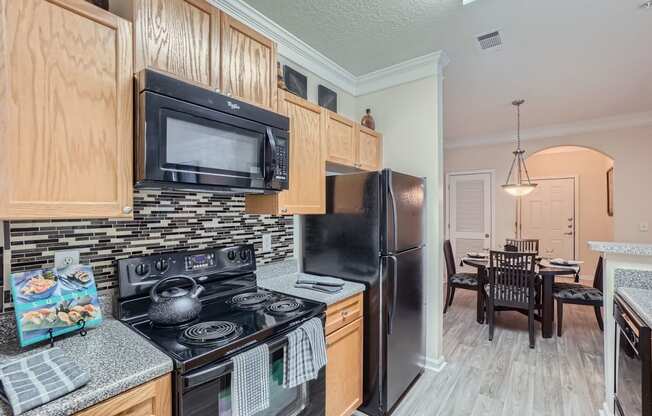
[182,313,321,390]
[264,127,277,182]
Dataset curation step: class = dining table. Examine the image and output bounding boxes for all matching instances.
[462,256,578,338]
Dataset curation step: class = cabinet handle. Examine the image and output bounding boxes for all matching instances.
[122,206,132,214]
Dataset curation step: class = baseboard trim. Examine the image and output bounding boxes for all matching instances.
[424,356,446,372]
[599,401,611,416]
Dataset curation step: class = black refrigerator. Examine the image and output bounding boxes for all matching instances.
[303,169,425,416]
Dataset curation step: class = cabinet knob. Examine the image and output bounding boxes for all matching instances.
[122,206,132,214]
[280,207,289,214]
[215,88,221,93]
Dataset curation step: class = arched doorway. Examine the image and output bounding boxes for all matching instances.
[519,146,614,279]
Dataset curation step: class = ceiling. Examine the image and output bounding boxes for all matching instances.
[242,0,652,143]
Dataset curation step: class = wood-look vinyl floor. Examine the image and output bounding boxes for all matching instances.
[390,288,605,416]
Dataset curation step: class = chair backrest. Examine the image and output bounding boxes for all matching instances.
[594,256,604,292]
[488,250,537,308]
[443,240,457,279]
[505,239,539,254]
[504,244,518,252]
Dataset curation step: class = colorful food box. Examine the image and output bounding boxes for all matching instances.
[10,265,103,347]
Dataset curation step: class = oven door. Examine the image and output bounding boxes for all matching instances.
[138,91,285,191]
[178,331,326,416]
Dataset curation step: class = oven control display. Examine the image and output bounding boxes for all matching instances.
[185,253,215,271]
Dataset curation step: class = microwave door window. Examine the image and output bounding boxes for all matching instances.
[165,116,264,180]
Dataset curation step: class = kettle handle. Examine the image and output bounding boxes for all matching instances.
[150,276,197,303]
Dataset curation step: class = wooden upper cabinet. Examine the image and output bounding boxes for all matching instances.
[357,126,382,171]
[245,90,325,215]
[220,13,277,111]
[113,0,220,89]
[324,111,357,166]
[0,0,133,220]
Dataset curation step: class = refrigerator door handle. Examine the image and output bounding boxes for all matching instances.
[388,255,398,335]
[388,171,398,252]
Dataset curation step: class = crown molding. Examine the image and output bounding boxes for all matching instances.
[210,0,449,96]
[356,51,451,96]
[445,110,652,149]
[209,0,357,94]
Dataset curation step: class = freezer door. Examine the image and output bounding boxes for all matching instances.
[303,172,381,285]
[382,170,425,255]
[384,246,425,411]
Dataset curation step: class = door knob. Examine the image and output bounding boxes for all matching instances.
[485,234,490,238]
[564,232,573,235]
[567,218,573,221]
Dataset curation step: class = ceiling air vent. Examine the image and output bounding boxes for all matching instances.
[476,30,502,51]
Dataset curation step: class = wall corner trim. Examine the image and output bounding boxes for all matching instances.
[210,0,450,96]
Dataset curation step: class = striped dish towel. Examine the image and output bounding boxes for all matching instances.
[231,344,270,416]
[283,318,327,389]
[0,347,89,415]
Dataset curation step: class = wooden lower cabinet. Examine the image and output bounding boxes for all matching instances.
[74,375,171,416]
[325,294,364,416]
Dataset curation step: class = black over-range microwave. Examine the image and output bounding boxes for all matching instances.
[134,69,289,193]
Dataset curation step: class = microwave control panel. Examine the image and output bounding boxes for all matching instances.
[275,138,289,182]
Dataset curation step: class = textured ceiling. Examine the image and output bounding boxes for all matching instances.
[244,0,652,142]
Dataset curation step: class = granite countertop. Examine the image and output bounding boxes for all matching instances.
[589,241,652,257]
[616,287,652,328]
[259,272,366,306]
[0,319,173,416]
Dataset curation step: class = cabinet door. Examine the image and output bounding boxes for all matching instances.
[0,0,133,219]
[132,0,220,89]
[245,91,325,215]
[357,126,382,171]
[277,91,325,214]
[326,318,364,416]
[220,13,277,111]
[324,111,357,167]
[75,375,171,416]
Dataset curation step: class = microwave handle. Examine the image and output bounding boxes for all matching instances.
[264,127,277,182]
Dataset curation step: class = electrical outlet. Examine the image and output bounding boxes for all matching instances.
[54,250,80,269]
[640,222,649,232]
[262,234,272,252]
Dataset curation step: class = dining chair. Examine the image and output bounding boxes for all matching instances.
[505,239,540,254]
[553,256,604,336]
[443,240,480,313]
[486,250,539,348]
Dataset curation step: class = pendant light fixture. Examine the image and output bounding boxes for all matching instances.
[502,99,537,197]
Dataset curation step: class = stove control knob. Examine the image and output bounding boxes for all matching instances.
[227,251,236,261]
[134,263,150,276]
[239,250,249,261]
[155,259,169,273]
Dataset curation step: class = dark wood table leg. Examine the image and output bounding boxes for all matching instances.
[476,266,486,324]
[542,273,554,338]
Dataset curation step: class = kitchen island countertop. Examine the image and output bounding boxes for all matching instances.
[0,319,173,416]
[616,287,652,328]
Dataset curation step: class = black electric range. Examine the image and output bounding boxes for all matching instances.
[115,245,327,416]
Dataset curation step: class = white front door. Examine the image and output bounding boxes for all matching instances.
[447,172,493,262]
[520,177,575,259]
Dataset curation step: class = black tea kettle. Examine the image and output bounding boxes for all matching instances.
[148,276,204,326]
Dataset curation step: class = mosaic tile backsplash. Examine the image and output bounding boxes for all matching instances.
[1,189,294,312]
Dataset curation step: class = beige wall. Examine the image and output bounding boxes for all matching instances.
[445,126,652,258]
[277,55,357,120]
[357,76,445,366]
[525,148,614,273]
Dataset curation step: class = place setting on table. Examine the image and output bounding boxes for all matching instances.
[459,248,583,338]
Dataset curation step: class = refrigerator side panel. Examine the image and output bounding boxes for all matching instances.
[381,170,426,255]
[303,172,381,284]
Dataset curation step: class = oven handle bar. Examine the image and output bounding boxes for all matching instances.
[182,314,323,390]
